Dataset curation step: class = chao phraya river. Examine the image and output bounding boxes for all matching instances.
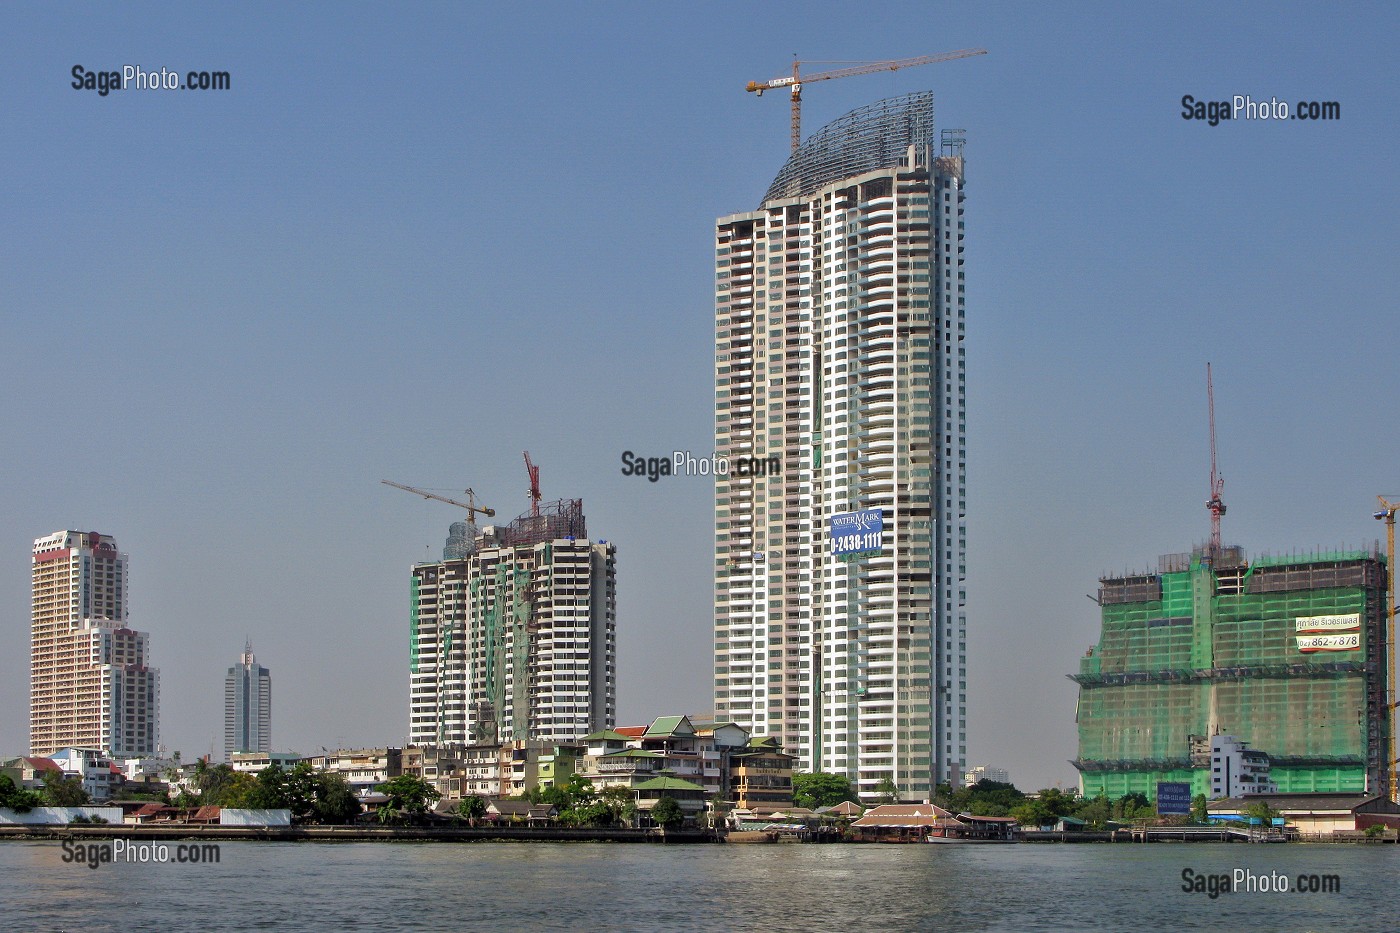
[0,839,1393,931]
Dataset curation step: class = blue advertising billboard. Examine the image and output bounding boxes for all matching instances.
[830,508,884,559]
[1156,781,1191,816]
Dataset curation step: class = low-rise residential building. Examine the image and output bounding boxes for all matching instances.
[1,756,62,791]
[537,745,580,790]
[119,755,178,782]
[230,751,302,774]
[729,737,795,811]
[49,747,123,802]
[580,748,666,791]
[307,748,402,798]
[1210,735,1276,798]
[691,721,749,798]
[632,772,707,826]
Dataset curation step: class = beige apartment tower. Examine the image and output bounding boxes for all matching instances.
[31,531,159,757]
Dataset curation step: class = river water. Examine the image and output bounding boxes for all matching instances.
[0,839,1393,931]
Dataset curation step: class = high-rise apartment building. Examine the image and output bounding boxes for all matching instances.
[31,531,159,757]
[714,93,967,798]
[224,639,272,761]
[410,500,617,747]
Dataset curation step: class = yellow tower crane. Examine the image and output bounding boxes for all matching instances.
[382,480,496,524]
[1376,496,1400,801]
[747,49,988,153]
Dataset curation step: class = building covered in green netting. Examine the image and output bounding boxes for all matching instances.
[1072,545,1389,800]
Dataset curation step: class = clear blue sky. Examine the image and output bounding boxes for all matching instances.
[2,2,1396,789]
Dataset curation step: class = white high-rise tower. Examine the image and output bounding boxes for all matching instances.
[714,93,966,799]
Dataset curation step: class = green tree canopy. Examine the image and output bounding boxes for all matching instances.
[41,769,90,807]
[0,775,43,812]
[874,775,899,804]
[650,795,683,828]
[792,772,857,810]
[1190,794,1209,824]
[312,772,362,825]
[245,763,320,820]
[375,774,441,824]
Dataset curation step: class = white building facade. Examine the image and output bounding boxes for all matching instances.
[1210,735,1277,798]
[714,94,966,799]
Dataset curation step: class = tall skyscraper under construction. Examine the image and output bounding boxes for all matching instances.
[714,92,967,798]
[409,500,616,747]
[30,530,159,758]
[1074,545,1389,798]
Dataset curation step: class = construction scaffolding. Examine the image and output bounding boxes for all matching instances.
[1073,546,1388,799]
[486,499,587,550]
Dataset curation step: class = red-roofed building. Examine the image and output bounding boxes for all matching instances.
[1,756,63,791]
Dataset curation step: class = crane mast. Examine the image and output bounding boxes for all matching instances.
[1206,364,1226,555]
[746,48,987,153]
[523,451,541,518]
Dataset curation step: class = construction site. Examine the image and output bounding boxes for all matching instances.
[389,456,616,751]
[1072,367,1395,800]
[1073,543,1389,798]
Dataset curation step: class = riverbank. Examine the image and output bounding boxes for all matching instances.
[0,823,721,843]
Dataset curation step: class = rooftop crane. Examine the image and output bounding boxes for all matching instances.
[523,451,541,518]
[747,48,988,153]
[1375,496,1400,801]
[381,480,495,523]
[1206,363,1227,555]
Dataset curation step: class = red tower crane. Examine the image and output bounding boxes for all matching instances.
[523,451,541,518]
[1206,364,1226,554]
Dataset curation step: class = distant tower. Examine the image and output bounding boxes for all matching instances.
[30,530,159,757]
[224,639,272,761]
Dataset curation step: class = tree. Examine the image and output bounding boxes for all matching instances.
[650,795,683,828]
[41,770,90,807]
[564,773,596,806]
[375,774,441,824]
[457,795,487,825]
[1190,794,1209,824]
[1074,794,1111,830]
[792,772,857,809]
[598,785,636,827]
[242,763,319,820]
[312,772,362,825]
[1010,788,1080,827]
[873,775,900,804]
[192,762,256,807]
[935,779,1026,816]
[0,775,42,812]
[1243,800,1279,824]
